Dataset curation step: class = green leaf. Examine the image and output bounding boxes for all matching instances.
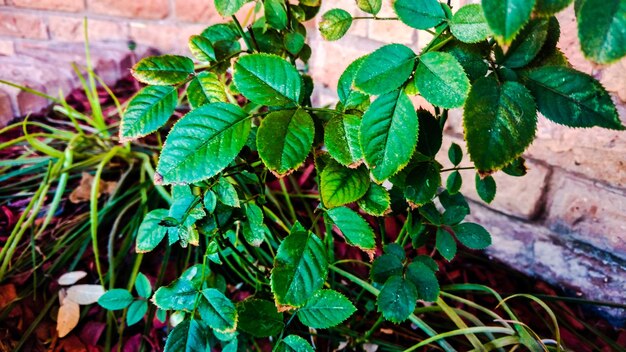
[324,114,363,167]
[475,174,496,203]
[204,190,217,214]
[413,255,439,272]
[464,77,537,171]
[136,209,169,253]
[403,162,441,207]
[482,0,535,45]
[321,161,370,208]
[155,103,251,185]
[415,52,470,109]
[214,178,239,208]
[377,275,417,323]
[297,289,356,328]
[215,0,246,16]
[265,0,288,30]
[444,42,490,82]
[131,55,194,85]
[450,4,490,43]
[120,86,177,142]
[355,44,416,95]
[234,53,302,106]
[448,143,463,166]
[271,230,328,309]
[577,0,626,63]
[442,205,468,225]
[284,32,305,55]
[419,203,442,225]
[276,335,314,352]
[338,56,370,109]
[198,289,237,332]
[164,320,209,352]
[446,171,462,194]
[503,157,528,177]
[257,109,315,176]
[384,243,406,260]
[535,0,573,16]
[326,207,376,252]
[370,254,403,283]
[523,66,623,130]
[393,0,446,29]
[502,19,549,68]
[242,203,265,246]
[453,222,492,249]
[416,110,442,157]
[188,35,215,62]
[319,9,352,41]
[187,72,227,109]
[356,0,382,14]
[360,90,418,182]
[152,266,204,311]
[436,228,457,261]
[357,183,391,216]
[237,299,284,337]
[98,289,134,310]
[406,262,440,302]
[135,273,152,299]
[126,300,148,326]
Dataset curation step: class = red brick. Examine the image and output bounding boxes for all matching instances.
[545,172,626,260]
[308,37,374,91]
[0,39,14,56]
[367,4,415,44]
[49,16,128,43]
[88,0,169,19]
[0,11,47,39]
[175,0,219,23]
[0,89,14,126]
[8,0,84,12]
[129,22,205,54]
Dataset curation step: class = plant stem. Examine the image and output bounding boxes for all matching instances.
[440,166,475,173]
[353,16,398,20]
[232,15,256,52]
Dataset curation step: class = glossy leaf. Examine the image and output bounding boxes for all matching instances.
[476,174,496,203]
[257,109,315,176]
[242,203,265,246]
[135,273,152,299]
[198,289,237,332]
[136,209,169,253]
[152,266,203,311]
[265,0,288,30]
[237,299,284,337]
[444,42,490,82]
[319,9,352,41]
[453,222,492,249]
[370,254,403,283]
[406,262,440,302]
[214,178,239,208]
[415,52,470,109]
[324,114,363,167]
[155,103,251,184]
[450,4,490,43]
[523,66,623,130]
[464,77,537,171]
[357,183,391,216]
[436,227,457,261]
[355,44,416,95]
[271,230,328,309]
[234,54,302,106]
[326,206,376,251]
[127,300,148,326]
[98,289,134,310]
[215,0,246,16]
[276,335,314,352]
[416,110,443,157]
[188,35,215,62]
[120,86,177,141]
[535,0,573,16]
[163,320,209,352]
[384,243,406,260]
[187,72,227,109]
[360,90,418,182]
[448,143,463,166]
[377,275,418,323]
[403,162,441,207]
[338,56,370,109]
[442,205,469,225]
[297,289,356,328]
[356,0,382,14]
[482,0,535,45]
[284,32,305,55]
[577,0,626,63]
[321,161,370,208]
[502,19,549,68]
[447,171,462,194]
[131,55,194,85]
[393,0,446,29]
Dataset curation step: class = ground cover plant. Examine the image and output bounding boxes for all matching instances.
[1,0,625,351]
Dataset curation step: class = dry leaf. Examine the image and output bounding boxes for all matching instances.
[363,343,379,352]
[58,271,88,286]
[66,285,105,305]
[57,297,80,338]
[69,172,118,203]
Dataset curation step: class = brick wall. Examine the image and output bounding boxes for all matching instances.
[0,0,624,320]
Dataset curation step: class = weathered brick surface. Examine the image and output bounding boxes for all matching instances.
[49,16,129,43]
[0,89,13,126]
[88,0,169,19]
[129,22,205,55]
[0,11,47,39]
[8,0,84,12]
[175,0,219,23]
[0,39,14,56]
[545,171,626,260]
